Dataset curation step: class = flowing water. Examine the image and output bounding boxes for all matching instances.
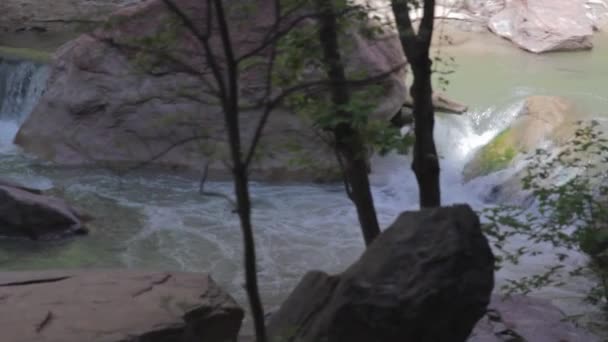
[1,32,608,330]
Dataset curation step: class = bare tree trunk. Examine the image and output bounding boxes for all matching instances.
[391,0,441,208]
[316,0,381,245]
[208,1,267,341]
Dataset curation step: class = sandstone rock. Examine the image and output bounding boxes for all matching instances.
[463,96,582,181]
[268,204,495,342]
[0,0,142,34]
[0,270,244,342]
[14,0,406,182]
[0,182,87,239]
[404,91,469,114]
[470,294,601,342]
[488,0,594,53]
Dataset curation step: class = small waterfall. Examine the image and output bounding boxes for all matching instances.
[370,101,524,214]
[0,58,49,151]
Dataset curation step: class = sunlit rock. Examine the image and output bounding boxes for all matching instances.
[463,96,582,182]
[488,0,594,53]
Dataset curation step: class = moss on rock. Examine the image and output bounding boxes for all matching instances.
[0,45,52,64]
[464,128,519,180]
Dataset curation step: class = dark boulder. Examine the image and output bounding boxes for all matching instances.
[268,204,495,342]
[0,182,87,239]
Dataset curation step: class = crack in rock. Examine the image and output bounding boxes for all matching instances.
[35,311,54,334]
[0,276,71,287]
[131,274,172,298]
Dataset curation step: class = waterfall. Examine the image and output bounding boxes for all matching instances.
[0,58,49,151]
[370,101,525,216]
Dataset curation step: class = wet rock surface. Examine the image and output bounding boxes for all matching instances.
[0,178,88,239]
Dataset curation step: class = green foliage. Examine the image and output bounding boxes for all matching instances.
[276,0,410,158]
[472,128,518,177]
[126,15,182,74]
[482,120,608,310]
[364,119,413,155]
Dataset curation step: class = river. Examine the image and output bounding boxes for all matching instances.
[1,30,607,331]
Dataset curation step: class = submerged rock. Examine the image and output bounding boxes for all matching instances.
[0,270,243,342]
[470,294,601,342]
[0,181,88,239]
[268,204,495,342]
[463,96,582,182]
[488,0,594,53]
[14,0,406,182]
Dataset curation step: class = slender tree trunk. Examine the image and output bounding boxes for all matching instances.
[391,0,441,208]
[316,0,381,245]
[212,1,267,341]
[410,53,440,207]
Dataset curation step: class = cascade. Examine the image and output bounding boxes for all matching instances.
[0,58,49,151]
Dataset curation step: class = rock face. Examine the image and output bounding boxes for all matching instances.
[14,0,406,182]
[463,96,581,181]
[0,0,142,34]
[0,270,243,342]
[0,179,87,239]
[488,0,594,53]
[268,204,495,342]
[470,294,601,342]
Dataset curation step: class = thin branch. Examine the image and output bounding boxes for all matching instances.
[124,135,211,173]
[265,62,407,110]
[162,0,229,102]
[419,0,436,49]
[243,0,282,168]
[236,4,360,63]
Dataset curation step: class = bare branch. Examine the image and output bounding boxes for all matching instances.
[265,62,407,111]
[419,0,436,49]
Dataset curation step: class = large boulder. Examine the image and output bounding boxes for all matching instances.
[470,294,601,342]
[463,96,582,181]
[14,0,406,182]
[0,270,243,342]
[0,180,88,239]
[268,204,495,342]
[488,0,594,53]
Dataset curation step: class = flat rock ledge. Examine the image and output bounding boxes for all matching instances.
[0,270,244,342]
[470,294,601,342]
